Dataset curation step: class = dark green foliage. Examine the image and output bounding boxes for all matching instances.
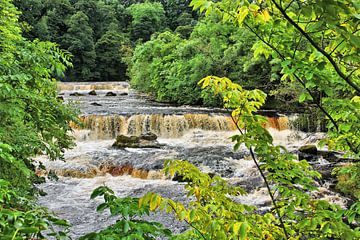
[79,186,172,239]
[0,178,70,239]
[0,0,77,188]
[95,23,132,81]
[74,0,116,40]
[62,11,96,81]
[127,2,166,42]
[13,0,198,82]
[130,19,275,106]
[39,0,75,42]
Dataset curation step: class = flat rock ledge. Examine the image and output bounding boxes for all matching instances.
[112,132,164,148]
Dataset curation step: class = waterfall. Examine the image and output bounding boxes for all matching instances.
[70,114,290,140]
[58,82,129,91]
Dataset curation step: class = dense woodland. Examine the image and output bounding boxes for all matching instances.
[1,0,360,239]
[13,0,288,108]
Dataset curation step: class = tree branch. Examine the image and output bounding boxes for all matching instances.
[227,109,289,239]
[271,0,360,94]
[242,21,358,154]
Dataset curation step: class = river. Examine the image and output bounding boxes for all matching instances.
[36,82,348,238]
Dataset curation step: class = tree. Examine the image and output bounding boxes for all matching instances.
[13,0,45,39]
[0,1,77,237]
[74,0,117,40]
[127,2,166,42]
[1,0,77,186]
[62,11,97,81]
[38,0,74,41]
[174,12,197,38]
[95,23,132,81]
[190,0,360,155]
[130,19,276,106]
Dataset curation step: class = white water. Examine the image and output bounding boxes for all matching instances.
[37,82,347,238]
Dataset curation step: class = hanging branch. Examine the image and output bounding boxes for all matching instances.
[270,0,360,94]
[226,107,289,239]
[242,21,358,154]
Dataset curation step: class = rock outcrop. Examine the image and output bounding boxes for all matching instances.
[88,90,97,95]
[112,132,164,148]
[70,92,85,96]
[105,91,117,96]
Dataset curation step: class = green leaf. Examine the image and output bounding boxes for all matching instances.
[239,222,248,239]
[124,221,130,233]
[96,203,108,212]
[237,6,249,25]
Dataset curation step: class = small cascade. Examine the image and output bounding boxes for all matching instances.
[58,82,129,91]
[40,82,346,238]
[264,116,289,130]
[70,114,291,140]
[288,113,326,132]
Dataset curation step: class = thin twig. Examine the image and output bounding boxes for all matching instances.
[168,202,206,239]
[227,108,289,239]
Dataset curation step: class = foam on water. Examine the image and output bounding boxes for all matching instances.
[36,82,347,237]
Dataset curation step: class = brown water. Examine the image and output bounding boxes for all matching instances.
[37,82,347,238]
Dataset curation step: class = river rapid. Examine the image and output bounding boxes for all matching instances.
[36,82,348,238]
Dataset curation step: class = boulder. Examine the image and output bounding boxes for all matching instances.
[299,145,317,155]
[119,92,128,96]
[88,90,97,95]
[105,92,117,96]
[112,134,163,149]
[90,102,102,106]
[140,132,158,141]
[70,92,85,96]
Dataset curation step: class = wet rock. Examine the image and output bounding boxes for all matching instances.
[140,132,158,141]
[57,96,64,101]
[88,90,97,95]
[119,92,128,96]
[299,145,317,155]
[311,163,335,180]
[70,92,85,96]
[112,134,163,148]
[105,92,117,96]
[90,102,102,106]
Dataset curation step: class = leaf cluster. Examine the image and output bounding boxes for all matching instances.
[80,186,172,240]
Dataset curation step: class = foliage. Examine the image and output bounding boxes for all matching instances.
[189,0,360,155]
[0,144,31,192]
[0,1,77,238]
[79,186,172,240]
[14,0,199,81]
[61,11,96,81]
[74,0,116,40]
[0,178,70,239]
[0,0,77,177]
[130,18,277,106]
[127,2,166,42]
[334,163,360,200]
[188,2,360,234]
[140,77,360,239]
[95,23,132,81]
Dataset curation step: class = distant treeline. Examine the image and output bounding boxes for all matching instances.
[15,0,197,82]
[15,0,300,109]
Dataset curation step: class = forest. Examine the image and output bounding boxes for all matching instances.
[1,0,360,239]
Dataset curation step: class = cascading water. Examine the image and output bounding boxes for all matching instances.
[37,82,348,238]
